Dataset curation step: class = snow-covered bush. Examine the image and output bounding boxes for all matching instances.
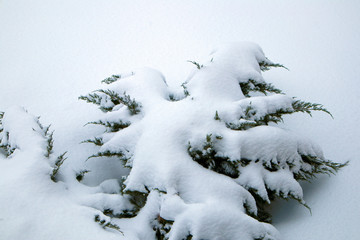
[79,42,346,239]
[0,107,66,182]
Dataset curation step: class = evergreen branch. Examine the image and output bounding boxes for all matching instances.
[168,93,189,102]
[240,79,282,97]
[94,215,123,234]
[85,120,130,132]
[154,214,176,240]
[187,60,203,69]
[35,116,45,131]
[103,208,137,219]
[181,82,190,97]
[82,137,104,146]
[255,108,294,125]
[88,150,130,167]
[246,188,272,223]
[102,75,121,84]
[0,111,3,133]
[168,94,176,101]
[292,99,333,118]
[188,135,239,178]
[102,72,135,84]
[7,147,15,156]
[96,90,141,115]
[43,124,51,137]
[79,90,141,114]
[88,150,125,159]
[123,190,149,213]
[51,151,67,182]
[45,130,54,158]
[295,155,348,181]
[227,98,332,131]
[214,111,221,121]
[76,169,90,182]
[258,61,289,71]
[79,93,103,106]
[226,121,258,131]
[96,89,123,106]
[226,103,293,130]
[0,131,14,157]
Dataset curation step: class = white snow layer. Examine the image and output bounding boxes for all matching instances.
[0,42,333,240]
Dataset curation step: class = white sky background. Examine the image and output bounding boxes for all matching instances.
[1,0,360,239]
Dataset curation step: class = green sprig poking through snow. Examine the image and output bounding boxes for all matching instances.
[51,152,67,182]
[188,134,239,178]
[94,214,123,234]
[79,90,141,115]
[187,60,204,69]
[225,97,334,132]
[258,60,289,72]
[45,129,54,158]
[88,150,128,161]
[0,111,5,156]
[82,137,104,146]
[101,72,135,84]
[85,120,130,132]
[240,79,282,97]
[75,169,90,182]
[102,75,121,84]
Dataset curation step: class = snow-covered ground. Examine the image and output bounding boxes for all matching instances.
[1,1,359,239]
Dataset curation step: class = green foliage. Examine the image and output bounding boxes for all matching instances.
[76,169,90,182]
[79,90,141,115]
[33,118,54,158]
[181,82,190,97]
[94,214,123,234]
[0,131,14,157]
[153,215,174,240]
[102,75,121,84]
[88,150,131,168]
[295,155,348,181]
[240,79,282,97]
[214,111,221,121]
[0,111,3,129]
[45,130,54,158]
[187,60,203,69]
[188,134,239,178]
[88,150,125,159]
[123,190,149,216]
[101,72,135,84]
[292,99,333,118]
[226,120,258,131]
[246,188,272,223]
[226,98,333,132]
[258,61,288,72]
[168,94,177,101]
[101,180,149,219]
[79,92,103,108]
[86,119,130,133]
[0,112,6,156]
[82,137,104,146]
[51,152,67,182]
[103,208,136,219]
